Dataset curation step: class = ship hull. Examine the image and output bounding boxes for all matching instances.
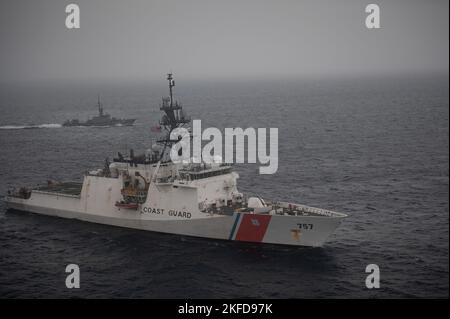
[62,119,136,127]
[5,196,344,247]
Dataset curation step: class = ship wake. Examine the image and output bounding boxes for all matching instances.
[0,123,62,130]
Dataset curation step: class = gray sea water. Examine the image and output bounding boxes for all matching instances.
[0,74,448,298]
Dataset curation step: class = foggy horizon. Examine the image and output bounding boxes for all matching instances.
[0,0,448,84]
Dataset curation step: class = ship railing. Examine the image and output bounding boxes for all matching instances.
[32,190,80,199]
[273,201,346,218]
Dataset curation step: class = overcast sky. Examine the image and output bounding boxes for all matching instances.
[0,0,448,83]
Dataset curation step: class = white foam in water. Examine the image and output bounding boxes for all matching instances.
[0,123,62,130]
[38,124,62,129]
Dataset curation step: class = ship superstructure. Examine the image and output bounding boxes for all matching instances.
[4,74,346,247]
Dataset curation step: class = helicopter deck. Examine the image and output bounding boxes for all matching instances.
[34,182,83,196]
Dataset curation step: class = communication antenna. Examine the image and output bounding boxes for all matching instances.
[97,94,103,116]
[167,73,175,107]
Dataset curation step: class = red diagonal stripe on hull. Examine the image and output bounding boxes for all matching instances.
[235,214,272,242]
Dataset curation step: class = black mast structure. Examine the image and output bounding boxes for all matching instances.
[155,73,191,162]
[97,95,104,116]
[158,73,190,141]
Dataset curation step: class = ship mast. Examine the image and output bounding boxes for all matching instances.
[159,73,190,136]
[97,95,103,116]
[155,73,191,161]
[167,73,174,107]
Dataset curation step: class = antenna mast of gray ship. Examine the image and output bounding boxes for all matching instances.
[97,94,103,116]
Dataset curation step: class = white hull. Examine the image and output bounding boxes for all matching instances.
[5,182,345,247]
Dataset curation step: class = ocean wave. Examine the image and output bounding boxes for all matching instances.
[0,124,62,130]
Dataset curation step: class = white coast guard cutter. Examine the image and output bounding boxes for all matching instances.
[4,74,347,247]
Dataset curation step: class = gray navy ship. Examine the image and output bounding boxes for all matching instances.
[63,97,136,127]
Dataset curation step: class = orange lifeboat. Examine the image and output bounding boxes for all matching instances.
[115,201,139,210]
